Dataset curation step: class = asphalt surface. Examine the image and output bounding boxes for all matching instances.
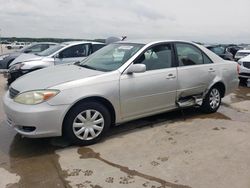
[0,75,249,188]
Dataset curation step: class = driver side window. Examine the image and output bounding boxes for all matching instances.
[134,44,173,71]
[59,44,89,58]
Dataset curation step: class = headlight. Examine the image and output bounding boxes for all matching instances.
[9,63,24,71]
[14,90,60,105]
[0,54,9,60]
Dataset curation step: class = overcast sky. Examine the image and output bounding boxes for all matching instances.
[0,0,250,43]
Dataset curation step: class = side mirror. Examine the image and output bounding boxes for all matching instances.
[74,61,81,65]
[24,49,32,53]
[127,64,146,74]
[54,53,62,59]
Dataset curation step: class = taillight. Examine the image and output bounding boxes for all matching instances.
[237,64,240,74]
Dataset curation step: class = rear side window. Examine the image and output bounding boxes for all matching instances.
[92,44,106,53]
[176,43,203,66]
[203,54,213,64]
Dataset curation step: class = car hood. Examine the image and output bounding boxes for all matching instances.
[239,55,250,62]
[0,52,20,59]
[11,64,104,92]
[10,53,43,66]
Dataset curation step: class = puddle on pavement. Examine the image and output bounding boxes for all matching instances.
[0,122,71,187]
[78,147,191,188]
[228,86,250,103]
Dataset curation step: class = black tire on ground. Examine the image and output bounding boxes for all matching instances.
[7,78,15,86]
[239,77,248,84]
[200,86,222,113]
[7,46,12,49]
[63,101,111,145]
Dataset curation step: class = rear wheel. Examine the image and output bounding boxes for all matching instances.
[200,87,221,113]
[63,102,111,145]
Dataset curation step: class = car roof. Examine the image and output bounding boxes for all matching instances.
[239,54,250,61]
[30,42,58,45]
[62,41,104,46]
[116,39,199,46]
[237,49,250,53]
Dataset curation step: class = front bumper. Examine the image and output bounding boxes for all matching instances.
[239,66,250,79]
[3,91,69,138]
[5,69,28,82]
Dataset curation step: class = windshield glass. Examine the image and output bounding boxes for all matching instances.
[20,44,34,52]
[208,46,225,55]
[79,43,144,71]
[36,44,65,56]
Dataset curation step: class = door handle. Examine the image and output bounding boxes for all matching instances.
[208,68,215,73]
[166,73,176,79]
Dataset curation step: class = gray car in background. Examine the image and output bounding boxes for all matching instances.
[3,40,239,145]
[6,41,106,84]
[0,42,57,69]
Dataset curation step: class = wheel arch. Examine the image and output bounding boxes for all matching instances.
[210,81,226,98]
[62,96,116,130]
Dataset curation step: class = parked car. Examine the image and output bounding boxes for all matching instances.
[0,42,57,69]
[3,40,239,145]
[206,45,234,61]
[238,54,250,83]
[6,41,105,84]
[226,45,243,57]
[6,42,26,49]
[234,49,250,61]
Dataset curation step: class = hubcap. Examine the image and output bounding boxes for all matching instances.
[73,109,104,140]
[209,88,220,109]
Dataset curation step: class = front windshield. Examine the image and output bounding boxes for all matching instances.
[36,44,65,56]
[79,43,144,71]
[20,44,34,52]
[209,46,225,55]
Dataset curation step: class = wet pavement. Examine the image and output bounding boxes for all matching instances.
[0,76,250,188]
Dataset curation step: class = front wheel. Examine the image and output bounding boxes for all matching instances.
[239,77,248,84]
[63,102,111,145]
[200,87,221,113]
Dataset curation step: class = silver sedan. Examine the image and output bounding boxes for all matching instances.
[3,40,239,145]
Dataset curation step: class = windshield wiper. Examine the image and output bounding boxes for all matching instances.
[78,64,98,70]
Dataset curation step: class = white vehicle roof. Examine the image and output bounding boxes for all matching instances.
[117,39,223,63]
[237,49,250,53]
[62,41,104,46]
[239,54,250,62]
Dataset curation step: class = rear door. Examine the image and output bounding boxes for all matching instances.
[120,43,178,119]
[175,42,216,99]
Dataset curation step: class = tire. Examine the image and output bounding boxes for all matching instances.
[7,78,14,86]
[200,87,222,113]
[239,77,248,84]
[63,101,111,145]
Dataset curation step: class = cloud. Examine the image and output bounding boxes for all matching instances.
[0,0,249,43]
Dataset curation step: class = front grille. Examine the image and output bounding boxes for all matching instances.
[243,62,250,69]
[9,87,20,99]
[239,73,250,77]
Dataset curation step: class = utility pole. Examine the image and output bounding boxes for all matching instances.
[0,28,3,55]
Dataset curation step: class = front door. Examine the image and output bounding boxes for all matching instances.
[120,43,177,119]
